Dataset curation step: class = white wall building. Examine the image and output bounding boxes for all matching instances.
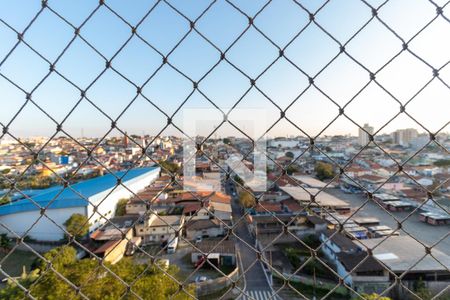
[0,167,160,241]
[358,123,374,146]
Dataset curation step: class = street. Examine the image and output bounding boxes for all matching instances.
[225,180,278,300]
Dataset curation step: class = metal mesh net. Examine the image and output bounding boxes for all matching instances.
[0,0,449,299]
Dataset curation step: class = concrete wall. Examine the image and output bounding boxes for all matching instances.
[126,202,146,215]
[196,267,239,297]
[0,168,160,241]
[0,206,85,241]
[186,226,224,240]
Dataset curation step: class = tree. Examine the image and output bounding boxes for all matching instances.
[285,151,294,158]
[361,293,391,300]
[315,162,335,181]
[286,165,299,175]
[414,277,432,300]
[0,195,11,205]
[0,246,194,300]
[115,199,128,216]
[0,233,11,251]
[239,190,255,208]
[223,138,231,145]
[159,160,180,174]
[63,213,89,239]
[40,245,77,269]
[434,159,450,167]
[234,175,244,186]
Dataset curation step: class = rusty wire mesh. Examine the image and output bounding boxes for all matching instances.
[0,0,449,299]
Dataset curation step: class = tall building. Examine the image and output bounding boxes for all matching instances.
[358,123,374,146]
[123,131,129,148]
[392,128,418,146]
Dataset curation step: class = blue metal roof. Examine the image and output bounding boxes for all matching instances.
[0,167,159,216]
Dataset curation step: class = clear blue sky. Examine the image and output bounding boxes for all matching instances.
[0,0,449,138]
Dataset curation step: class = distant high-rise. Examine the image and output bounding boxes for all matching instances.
[124,132,129,148]
[358,123,374,146]
[392,128,418,146]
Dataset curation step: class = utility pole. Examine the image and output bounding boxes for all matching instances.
[313,265,316,300]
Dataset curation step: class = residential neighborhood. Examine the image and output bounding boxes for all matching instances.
[0,129,449,300]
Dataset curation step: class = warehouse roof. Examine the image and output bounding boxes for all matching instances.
[0,167,159,216]
[360,236,450,272]
[280,186,349,208]
[292,175,330,188]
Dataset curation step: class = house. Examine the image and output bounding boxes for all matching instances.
[281,198,303,214]
[248,214,310,237]
[319,230,360,263]
[90,215,139,264]
[358,174,385,190]
[248,214,293,236]
[253,201,284,215]
[178,191,232,221]
[345,165,371,177]
[135,214,185,244]
[336,251,389,293]
[191,239,236,267]
[93,240,129,264]
[306,215,328,232]
[185,218,228,240]
[125,198,148,215]
[207,192,232,221]
[182,203,206,217]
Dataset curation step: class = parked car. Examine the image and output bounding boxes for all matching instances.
[125,242,136,256]
[195,275,209,283]
[167,236,178,254]
[195,236,202,244]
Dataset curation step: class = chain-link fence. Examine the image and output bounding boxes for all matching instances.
[0,0,449,299]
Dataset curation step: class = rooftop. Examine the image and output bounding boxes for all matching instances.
[193,239,235,254]
[337,251,385,273]
[359,236,450,272]
[280,186,349,208]
[91,215,140,241]
[149,215,183,227]
[291,175,330,188]
[185,218,221,230]
[322,230,359,252]
[0,167,159,216]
